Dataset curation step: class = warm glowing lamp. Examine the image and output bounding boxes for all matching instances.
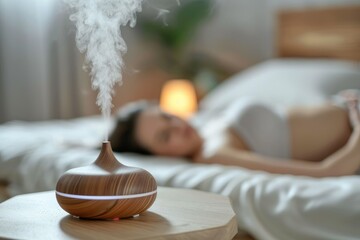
[160,79,198,119]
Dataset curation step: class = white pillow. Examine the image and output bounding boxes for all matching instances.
[199,59,360,116]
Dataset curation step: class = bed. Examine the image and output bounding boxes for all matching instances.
[1,5,360,240]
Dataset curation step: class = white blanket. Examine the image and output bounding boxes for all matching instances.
[1,117,360,240]
[1,59,360,240]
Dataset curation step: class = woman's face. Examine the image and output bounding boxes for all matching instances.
[135,107,203,157]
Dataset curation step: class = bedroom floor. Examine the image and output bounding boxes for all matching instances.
[0,181,9,203]
[233,234,256,240]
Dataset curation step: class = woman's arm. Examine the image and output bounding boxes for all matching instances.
[195,127,360,178]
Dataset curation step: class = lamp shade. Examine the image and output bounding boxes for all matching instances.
[160,79,198,119]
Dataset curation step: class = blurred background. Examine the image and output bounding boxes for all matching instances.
[0,0,359,123]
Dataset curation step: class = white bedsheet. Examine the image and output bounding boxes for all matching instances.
[1,116,360,240]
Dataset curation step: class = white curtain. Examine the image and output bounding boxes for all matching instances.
[0,0,96,123]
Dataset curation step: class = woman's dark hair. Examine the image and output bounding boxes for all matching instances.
[109,100,155,155]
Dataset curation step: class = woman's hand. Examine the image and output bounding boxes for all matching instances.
[341,90,360,128]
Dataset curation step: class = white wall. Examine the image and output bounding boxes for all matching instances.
[0,0,96,122]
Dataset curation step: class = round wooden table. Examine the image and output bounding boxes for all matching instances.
[0,187,237,239]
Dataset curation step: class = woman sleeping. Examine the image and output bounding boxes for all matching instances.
[109,90,360,178]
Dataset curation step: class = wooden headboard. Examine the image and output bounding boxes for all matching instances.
[277,6,360,61]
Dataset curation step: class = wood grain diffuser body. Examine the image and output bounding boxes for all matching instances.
[55,141,157,219]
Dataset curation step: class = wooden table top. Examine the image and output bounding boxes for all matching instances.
[0,187,237,240]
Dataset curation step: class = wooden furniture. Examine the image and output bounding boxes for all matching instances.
[278,6,360,61]
[0,187,238,240]
[56,141,157,219]
[0,180,9,203]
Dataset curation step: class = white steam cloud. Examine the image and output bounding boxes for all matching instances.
[64,0,144,139]
[64,0,178,140]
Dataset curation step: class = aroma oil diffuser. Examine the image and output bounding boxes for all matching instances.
[55,141,157,219]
